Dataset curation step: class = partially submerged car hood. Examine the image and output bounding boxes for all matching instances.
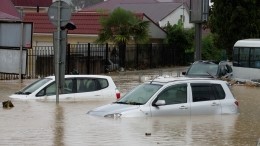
[87,103,140,117]
[9,94,28,99]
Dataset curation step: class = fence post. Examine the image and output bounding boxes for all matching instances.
[149,43,152,68]
[87,43,90,74]
[66,43,70,74]
[136,44,139,69]
[105,43,109,73]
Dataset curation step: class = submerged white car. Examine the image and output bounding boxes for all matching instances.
[87,76,239,118]
[10,75,120,101]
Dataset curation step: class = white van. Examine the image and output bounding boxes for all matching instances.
[233,39,260,81]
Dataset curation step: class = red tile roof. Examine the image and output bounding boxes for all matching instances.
[81,0,190,23]
[11,0,52,7]
[82,0,158,11]
[24,12,150,35]
[23,12,108,35]
[0,0,21,21]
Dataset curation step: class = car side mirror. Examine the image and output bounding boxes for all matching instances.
[182,72,186,75]
[154,100,166,106]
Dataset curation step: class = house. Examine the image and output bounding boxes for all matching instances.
[23,12,167,46]
[81,0,193,29]
[11,0,52,14]
[0,0,21,21]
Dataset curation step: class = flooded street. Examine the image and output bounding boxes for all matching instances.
[0,70,260,146]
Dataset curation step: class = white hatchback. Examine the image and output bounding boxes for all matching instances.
[10,75,120,101]
[87,76,239,118]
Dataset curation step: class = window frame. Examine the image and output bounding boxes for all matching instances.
[190,83,225,102]
[155,83,188,105]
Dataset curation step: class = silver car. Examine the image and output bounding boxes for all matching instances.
[87,76,239,118]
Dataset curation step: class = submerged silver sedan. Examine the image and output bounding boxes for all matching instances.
[87,76,239,118]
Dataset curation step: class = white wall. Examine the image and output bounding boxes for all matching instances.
[159,6,194,29]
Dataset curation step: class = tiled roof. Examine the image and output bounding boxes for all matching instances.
[23,13,104,35]
[117,3,183,22]
[24,13,55,33]
[11,0,52,7]
[82,0,158,11]
[23,12,164,37]
[0,0,21,21]
[81,0,190,23]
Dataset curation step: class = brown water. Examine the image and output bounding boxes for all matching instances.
[0,75,260,146]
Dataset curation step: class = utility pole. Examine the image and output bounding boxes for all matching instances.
[48,0,72,104]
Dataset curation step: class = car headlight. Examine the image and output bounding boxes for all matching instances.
[104,113,122,118]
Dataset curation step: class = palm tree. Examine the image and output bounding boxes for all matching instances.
[96,8,150,69]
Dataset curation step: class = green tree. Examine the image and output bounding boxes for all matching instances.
[201,33,223,60]
[96,8,150,68]
[164,21,194,64]
[209,0,260,60]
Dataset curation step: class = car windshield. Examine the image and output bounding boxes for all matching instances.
[15,78,51,95]
[187,63,218,76]
[115,83,162,105]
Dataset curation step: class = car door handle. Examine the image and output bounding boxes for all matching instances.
[211,102,220,106]
[179,106,188,109]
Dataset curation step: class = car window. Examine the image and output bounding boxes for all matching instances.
[76,78,105,93]
[212,84,225,99]
[45,82,56,96]
[191,83,224,102]
[226,64,233,73]
[36,79,74,96]
[187,63,218,76]
[97,78,109,89]
[64,79,74,94]
[157,84,187,105]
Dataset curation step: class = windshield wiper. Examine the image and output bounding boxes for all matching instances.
[15,91,31,95]
[128,102,143,105]
[15,91,23,94]
[23,92,31,95]
[114,101,143,105]
[113,101,128,104]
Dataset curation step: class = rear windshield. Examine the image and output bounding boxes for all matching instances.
[187,63,218,76]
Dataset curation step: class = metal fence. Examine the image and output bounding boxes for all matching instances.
[0,43,193,80]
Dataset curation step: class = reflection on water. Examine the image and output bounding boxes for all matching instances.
[0,80,260,145]
[54,105,64,146]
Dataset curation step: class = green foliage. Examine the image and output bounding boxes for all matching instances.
[164,21,194,51]
[209,0,260,59]
[96,8,150,45]
[201,33,223,61]
[164,21,195,64]
[96,8,150,68]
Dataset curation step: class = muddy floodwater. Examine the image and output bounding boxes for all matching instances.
[0,70,260,146]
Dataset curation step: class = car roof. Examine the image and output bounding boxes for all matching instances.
[193,60,230,65]
[147,76,226,85]
[45,75,112,80]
